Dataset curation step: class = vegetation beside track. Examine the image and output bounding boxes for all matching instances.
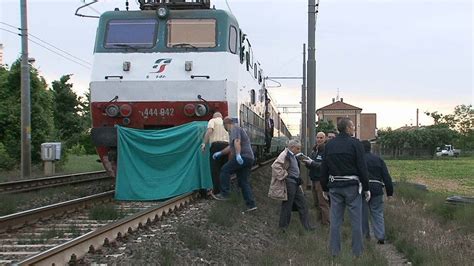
[384,157,474,265]
[0,154,102,182]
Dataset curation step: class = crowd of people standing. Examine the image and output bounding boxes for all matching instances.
[201,113,393,258]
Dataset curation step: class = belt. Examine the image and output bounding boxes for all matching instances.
[369,180,385,186]
[329,175,362,194]
[211,141,229,145]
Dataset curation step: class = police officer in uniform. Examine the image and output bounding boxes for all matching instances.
[321,117,370,257]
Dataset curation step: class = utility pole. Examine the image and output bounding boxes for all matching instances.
[20,0,31,178]
[307,0,318,151]
[301,44,307,155]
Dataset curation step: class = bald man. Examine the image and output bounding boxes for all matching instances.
[201,112,229,197]
[304,132,330,225]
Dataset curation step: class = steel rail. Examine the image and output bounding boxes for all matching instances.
[0,191,114,233]
[14,158,275,265]
[18,192,198,266]
[0,170,110,194]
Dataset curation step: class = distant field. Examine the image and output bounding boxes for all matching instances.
[385,157,474,195]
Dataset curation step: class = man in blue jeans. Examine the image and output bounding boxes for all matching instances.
[360,140,394,244]
[212,117,257,212]
[321,118,370,257]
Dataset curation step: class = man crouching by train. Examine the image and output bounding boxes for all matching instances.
[269,139,315,232]
[211,117,257,212]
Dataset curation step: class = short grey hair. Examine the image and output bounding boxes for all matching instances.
[287,139,301,148]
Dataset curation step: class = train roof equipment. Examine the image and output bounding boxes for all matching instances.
[138,0,211,10]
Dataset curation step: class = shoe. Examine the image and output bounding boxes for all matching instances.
[213,193,229,201]
[377,240,385,245]
[246,206,258,212]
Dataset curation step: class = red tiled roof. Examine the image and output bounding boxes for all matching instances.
[317,101,362,111]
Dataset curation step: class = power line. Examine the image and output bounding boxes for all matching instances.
[0,27,21,36]
[0,22,91,68]
[28,34,91,66]
[28,39,91,69]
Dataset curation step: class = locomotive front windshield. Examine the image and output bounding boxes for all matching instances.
[105,19,158,48]
[167,19,216,48]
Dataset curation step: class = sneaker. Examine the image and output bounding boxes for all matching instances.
[246,206,258,212]
[377,240,385,245]
[213,193,229,201]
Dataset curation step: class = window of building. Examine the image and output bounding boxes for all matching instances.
[250,89,256,105]
[167,19,216,48]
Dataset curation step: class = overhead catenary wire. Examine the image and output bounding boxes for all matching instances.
[0,27,91,69]
[2,21,91,66]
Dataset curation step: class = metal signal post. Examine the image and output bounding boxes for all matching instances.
[20,0,32,178]
[307,0,319,152]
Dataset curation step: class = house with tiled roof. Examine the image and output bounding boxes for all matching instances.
[316,98,377,140]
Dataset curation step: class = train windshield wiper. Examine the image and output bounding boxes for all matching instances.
[172,43,198,49]
[110,44,139,51]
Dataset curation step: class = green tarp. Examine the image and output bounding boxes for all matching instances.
[115,122,212,200]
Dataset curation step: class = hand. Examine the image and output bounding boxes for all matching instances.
[303,158,313,165]
[364,191,371,202]
[322,191,329,201]
[212,151,222,160]
[200,143,206,152]
[236,154,244,165]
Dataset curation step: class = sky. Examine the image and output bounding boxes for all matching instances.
[1,0,472,135]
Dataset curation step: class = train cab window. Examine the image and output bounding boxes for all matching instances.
[229,26,238,54]
[105,19,158,49]
[167,19,216,48]
[250,89,256,105]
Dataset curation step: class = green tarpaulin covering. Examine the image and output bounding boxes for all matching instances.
[115,122,212,200]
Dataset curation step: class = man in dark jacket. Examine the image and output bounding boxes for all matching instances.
[304,131,330,225]
[321,118,370,257]
[361,140,393,244]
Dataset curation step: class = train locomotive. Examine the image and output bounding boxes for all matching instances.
[90,0,292,176]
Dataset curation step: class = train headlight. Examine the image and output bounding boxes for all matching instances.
[120,104,132,117]
[195,104,208,117]
[105,104,119,117]
[157,7,169,19]
[183,104,195,117]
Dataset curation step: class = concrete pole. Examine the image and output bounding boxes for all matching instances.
[301,44,307,155]
[307,0,317,151]
[20,0,31,178]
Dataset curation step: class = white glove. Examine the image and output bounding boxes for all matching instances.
[364,191,371,202]
[322,191,329,201]
[303,158,313,165]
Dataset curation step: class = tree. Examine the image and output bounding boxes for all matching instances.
[51,75,83,147]
[0,60,55,163]
[316,120,336,134]
[425,104,474,150]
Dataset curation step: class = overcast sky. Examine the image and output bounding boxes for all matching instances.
[1,0,472,134]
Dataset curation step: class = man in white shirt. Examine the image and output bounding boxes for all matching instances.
[201,112,229,197]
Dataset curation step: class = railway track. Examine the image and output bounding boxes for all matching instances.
[0,159,274,265]
[0,171,111,194]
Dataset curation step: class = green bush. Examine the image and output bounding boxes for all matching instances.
[0,142,15,170]
[68,143,87,156]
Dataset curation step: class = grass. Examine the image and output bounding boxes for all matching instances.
[159,247,176,266]
[89,204,125,221]
[0,154,103,182]
[205,166,389,265]
[177,224,208,250]
[385,157,474,194]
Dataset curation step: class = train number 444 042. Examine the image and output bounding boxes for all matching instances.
[142,108,175,117]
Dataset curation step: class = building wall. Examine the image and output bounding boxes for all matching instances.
[317,109,362,138]
[360,113,377,140]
